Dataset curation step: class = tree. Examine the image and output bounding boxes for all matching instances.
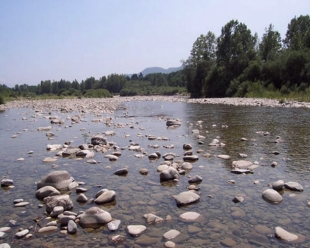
[259,24,282,62]
[214,20,257,96]
[283,15,310,50]
[183,31,217,97]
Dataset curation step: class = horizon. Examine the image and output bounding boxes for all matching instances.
[0,0,309,87]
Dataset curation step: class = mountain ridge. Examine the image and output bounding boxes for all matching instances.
[139,66,183,76]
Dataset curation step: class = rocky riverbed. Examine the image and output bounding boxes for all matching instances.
[0,96,309,247]
[1,95,310,112]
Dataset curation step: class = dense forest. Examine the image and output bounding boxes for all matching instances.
[1,15,310,104]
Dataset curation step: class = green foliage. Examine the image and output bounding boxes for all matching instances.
[0,94,4,105]
[83,89,112,98]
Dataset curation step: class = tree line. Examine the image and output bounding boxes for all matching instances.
[1,14,310,104]
[183,15,310,100]
[0,70,186,103]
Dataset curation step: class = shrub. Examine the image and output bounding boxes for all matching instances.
[0,95,4,105]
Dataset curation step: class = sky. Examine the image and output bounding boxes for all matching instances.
[0,0,309,87]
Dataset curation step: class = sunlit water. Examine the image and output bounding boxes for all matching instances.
[0,100,310,247]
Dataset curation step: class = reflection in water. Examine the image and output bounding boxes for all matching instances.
[0,101,309,247]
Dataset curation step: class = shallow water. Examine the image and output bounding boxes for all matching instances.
[1,100,310,247]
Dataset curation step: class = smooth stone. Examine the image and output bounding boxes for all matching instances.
[217,154,230,160]
[183,155,199,161]
[179,211,201,221]
[1,179,14,187]
[114,168,128,175]
[107,219,121,231]
[157,164,169,172]
[67,220,77,234]
[163,229,180,239]
[105,154,118,161]
[284,182,304,192]
[37,170,73,190]
[46,221,58,227]
[0,227,11,233]
[14,202,29,207]
[13,199,23,204]
[272,180,285,191]
[232,160,253,168]
[36,186,60,199]
[38,226,58,233]
[174,191,200,206]
[262,189,283,203]
[233,196,244,203]
[160,167,179,181]
[79,207,112,228]
[58,214,76,225]
[188,175,203,183]
[46,144,62,150]
[94,190,116,204]
[43,157,58,162]
[0,244,10,248]
[76,193,88,203]
[50,206,64,217]
[181,162,193,170]
[0,231,7,239]
[275,226,298,241]
[139,168,148,175]
[164,241,176,248]
[15,229,29,238]
[127,225,146,236]
[254,224,273,235]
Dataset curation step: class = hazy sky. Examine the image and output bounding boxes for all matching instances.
[0,0,309,87]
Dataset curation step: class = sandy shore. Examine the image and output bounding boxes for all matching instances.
[1,96,310,112]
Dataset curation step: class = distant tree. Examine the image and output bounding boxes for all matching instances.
[259,24,282,62]
[131,74,139,80]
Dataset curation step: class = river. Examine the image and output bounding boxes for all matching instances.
[0,99,309,247]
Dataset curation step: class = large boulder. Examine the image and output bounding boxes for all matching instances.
[45,194,73,214]
[35,186,60,200]
[91,135,107,146]
[173,191,200,206]
[37,170,74,190]
[160,167,179,181]
[79,207,112,228]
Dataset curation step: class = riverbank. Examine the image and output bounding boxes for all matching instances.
[1,96,310,112]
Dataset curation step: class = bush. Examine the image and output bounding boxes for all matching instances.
[83,89,112,98]
[0,95,4,105]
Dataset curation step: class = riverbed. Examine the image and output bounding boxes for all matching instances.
[0,97,310,247]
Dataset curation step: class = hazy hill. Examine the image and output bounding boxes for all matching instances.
[139,66,183,76]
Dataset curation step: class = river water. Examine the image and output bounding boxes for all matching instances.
[0,100,310,247]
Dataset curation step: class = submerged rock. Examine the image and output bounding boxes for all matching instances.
[173,191,200,206]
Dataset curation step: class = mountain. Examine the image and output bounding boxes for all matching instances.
[139,66,183,76]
